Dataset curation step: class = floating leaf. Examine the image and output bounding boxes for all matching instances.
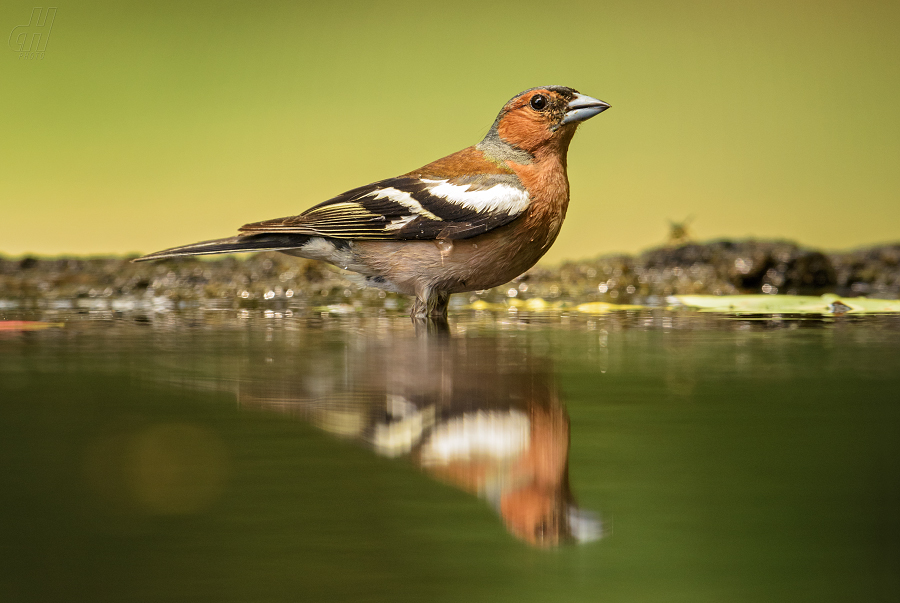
[670,294,900,314]
[0,321,64,331]
[467,298,577,312]
[465,300,508,311]
[575,302,645,314]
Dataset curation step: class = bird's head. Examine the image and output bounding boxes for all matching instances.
[479,86,610,163]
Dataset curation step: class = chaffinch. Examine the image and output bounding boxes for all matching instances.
[137,86,610,317]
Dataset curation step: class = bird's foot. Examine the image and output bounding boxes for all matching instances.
[410,290,450,319]
[410,291,451,334]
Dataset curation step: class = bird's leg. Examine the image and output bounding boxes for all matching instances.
[427,290,451,318]
[410,287,450,319]
[410,297,427,319]
[410,288,450,334]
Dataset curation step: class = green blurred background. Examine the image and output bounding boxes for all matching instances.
[2,0,899,262]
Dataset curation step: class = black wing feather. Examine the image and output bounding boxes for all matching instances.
[238,175,530,241]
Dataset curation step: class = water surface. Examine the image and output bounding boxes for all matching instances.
[1,310,898,602]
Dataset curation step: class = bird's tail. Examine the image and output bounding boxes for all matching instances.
[133,233,312,262]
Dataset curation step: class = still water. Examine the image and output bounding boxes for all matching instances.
[1,310,898,602]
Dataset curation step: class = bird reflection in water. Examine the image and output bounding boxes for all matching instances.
[239,332,601,547]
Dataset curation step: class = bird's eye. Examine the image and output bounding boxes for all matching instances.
[530,94,548,111]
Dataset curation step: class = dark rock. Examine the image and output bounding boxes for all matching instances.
[783,251,836,293]
[19,256,39,270]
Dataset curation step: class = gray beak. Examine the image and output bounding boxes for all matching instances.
[561,93,610,125]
